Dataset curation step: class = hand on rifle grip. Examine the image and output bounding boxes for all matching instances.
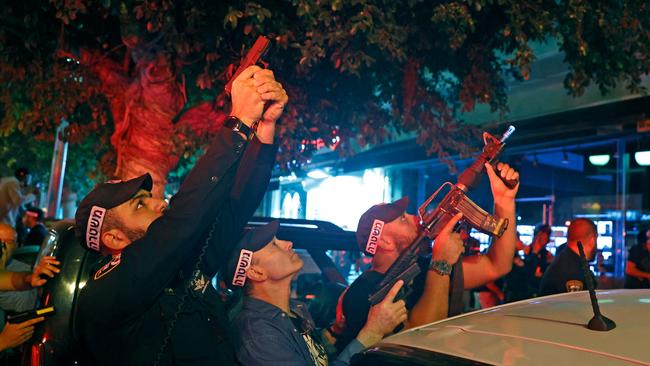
[486,162,519,191]
[496,170,519,189]
[433,213,464,264]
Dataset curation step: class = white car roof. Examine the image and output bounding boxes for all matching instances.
[379,289,650,366]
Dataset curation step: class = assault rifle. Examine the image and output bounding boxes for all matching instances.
[224,35,271,95]
[368,126,517,305]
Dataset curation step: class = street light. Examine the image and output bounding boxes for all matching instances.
[588,154,610,166]
[634,151,650,166]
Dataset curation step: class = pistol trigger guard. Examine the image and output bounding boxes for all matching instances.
[398,286,413,303]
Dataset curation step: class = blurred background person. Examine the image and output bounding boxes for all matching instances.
[503,234,531,303]
[624,229,650,289]
[523,224,554,297]
[0,168,36,228]
[0,222,58,364]
[475,279,504,309]
[0,223,60,312]
[21,206,48,247]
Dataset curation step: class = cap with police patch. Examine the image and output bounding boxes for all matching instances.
[74,174,153,252]
[356,196,409,255]
[224,220,279,289]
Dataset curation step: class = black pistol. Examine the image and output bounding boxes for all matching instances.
[224,35,271,95]
[6,306,56,324]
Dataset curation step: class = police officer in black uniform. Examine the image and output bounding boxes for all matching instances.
[74,66,287,366]
[539,218,598,296]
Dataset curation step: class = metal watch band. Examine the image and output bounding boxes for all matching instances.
[429,259,452,276]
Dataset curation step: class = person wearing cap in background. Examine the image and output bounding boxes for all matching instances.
[523,223,554,297]
[336,163,519,350]
[0,222,60,311]
[0,168,36,228]
[227,221,407,366]
[539,218,598,296]
[74,66,287,366]
[21,206,48,247]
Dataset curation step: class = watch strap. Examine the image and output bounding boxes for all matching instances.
[224,116,256,140]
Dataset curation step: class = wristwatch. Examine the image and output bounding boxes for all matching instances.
[429,260,452,276]
[224,116,257,140]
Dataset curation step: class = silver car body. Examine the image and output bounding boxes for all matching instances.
[376,289,650,365]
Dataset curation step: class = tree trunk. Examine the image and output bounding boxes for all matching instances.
[88,51,226,197]
[110,53,184,197]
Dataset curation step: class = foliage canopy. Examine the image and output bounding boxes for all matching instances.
[1,0,648,194]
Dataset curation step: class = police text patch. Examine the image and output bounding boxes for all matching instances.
[86,206,106,251]
[565,280,584,292]
[365,219,384,254]
[232,249,253,287]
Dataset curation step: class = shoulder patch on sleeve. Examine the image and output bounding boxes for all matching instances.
[93,254,122,280]
[565,279,584,292]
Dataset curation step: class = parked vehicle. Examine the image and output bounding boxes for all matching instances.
[351,289,650,366]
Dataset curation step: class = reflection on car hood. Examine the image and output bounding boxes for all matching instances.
[381,290,650,366]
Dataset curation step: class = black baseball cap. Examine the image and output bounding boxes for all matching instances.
[74,174,153,252]
[25,206,45,222]
[224,220,279,289]
[356,197,409,255]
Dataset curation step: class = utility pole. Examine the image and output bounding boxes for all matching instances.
[46,119,69,219]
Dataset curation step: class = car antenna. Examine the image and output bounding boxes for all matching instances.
[577,241,616,331]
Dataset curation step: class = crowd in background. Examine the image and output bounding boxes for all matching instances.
[0,168,60,361]
[471,223,650,311]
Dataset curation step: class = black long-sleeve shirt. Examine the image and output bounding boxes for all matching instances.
[76,127,277,366]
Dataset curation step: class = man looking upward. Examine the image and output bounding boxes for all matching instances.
[75,66,288,366]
